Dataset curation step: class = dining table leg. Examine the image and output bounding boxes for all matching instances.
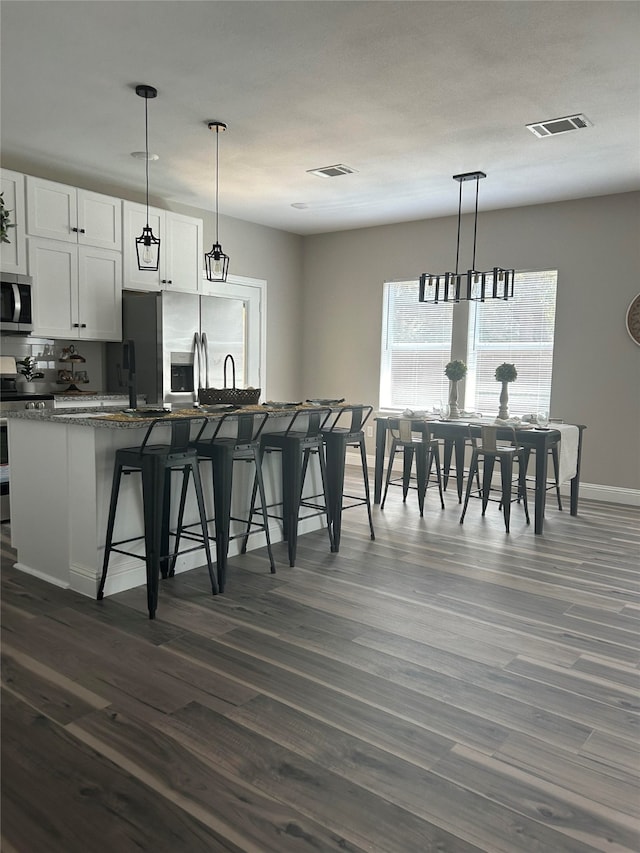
[374,418,386,504]
[533,438,550,534]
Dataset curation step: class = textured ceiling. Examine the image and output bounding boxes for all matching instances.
[1,0,639,235]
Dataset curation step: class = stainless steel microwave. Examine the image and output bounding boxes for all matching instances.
[0,273,33,334]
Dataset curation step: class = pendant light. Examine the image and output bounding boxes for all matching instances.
[418,171,514,304]
[134,84,161,271]
[205,120,230,282]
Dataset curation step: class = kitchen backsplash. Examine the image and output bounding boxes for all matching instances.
[0,335,106,393]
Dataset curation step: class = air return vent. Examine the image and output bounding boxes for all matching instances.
[526,114,593,138]
[306,163,358,178]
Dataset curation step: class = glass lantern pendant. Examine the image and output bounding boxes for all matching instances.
[205,120,230,282]
[134,84,161,272]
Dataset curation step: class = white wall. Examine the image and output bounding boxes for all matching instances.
[302,192,640,492]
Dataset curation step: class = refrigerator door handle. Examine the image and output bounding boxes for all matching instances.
[201,332,209,388]
[193,332,201,400]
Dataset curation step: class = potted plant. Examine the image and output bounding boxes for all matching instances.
[16,356,45,393]
[444,359,467,419]
[495,362,517,418]
[0,192,15,244]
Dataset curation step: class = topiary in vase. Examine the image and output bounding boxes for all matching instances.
[495,362,517,418]
[444,360,467,419]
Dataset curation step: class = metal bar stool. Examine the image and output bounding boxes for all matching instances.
[244,407,334,567]
[321,404,375,551]
[188,411,275,593]
[381,417,445,516]
[98,417,216,619]
[459,425,530,532]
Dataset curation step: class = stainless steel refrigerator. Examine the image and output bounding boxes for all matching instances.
[107,290,245,407]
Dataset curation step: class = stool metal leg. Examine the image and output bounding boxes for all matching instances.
[381,438,399,509]
[429,444,446,509]
[97,461,125,600]
[500,456,513,533]
[251,447,276,572]
[358,436,375,541]
[460,450,479,524]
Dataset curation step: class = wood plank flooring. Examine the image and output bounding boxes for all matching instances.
[2,470,639,852]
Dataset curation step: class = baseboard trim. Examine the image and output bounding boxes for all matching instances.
[346,451,640,507]
[13,562,70,590]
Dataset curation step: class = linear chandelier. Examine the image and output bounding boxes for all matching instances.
[418,171,514,304]
[134,84,161,271]
[205,120,230,282]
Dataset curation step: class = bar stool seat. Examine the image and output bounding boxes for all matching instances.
[459,425,530,532]
[381,417,445,516]
[189,411,275,593]
[321,404,375,551]
[245,407,334,567]
[98,417,216,619]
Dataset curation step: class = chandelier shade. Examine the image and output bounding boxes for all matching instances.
[418,171,514,304]
[205,120,229,282]
[134,84,161,272]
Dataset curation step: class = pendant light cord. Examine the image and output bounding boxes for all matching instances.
[472,175,480,271]
[455,178,463,276]
[215,127,220,243]
[144,93,150,229]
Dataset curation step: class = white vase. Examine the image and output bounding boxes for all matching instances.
[448,380,460,419]
[18,380,37,394]
[498,381,509,419]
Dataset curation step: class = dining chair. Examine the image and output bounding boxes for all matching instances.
[459,425,529,533]
[381,417,445,517]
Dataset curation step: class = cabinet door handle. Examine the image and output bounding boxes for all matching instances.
[73,323,80,328]
[79,228,86,234]
[81,323,87,328]
[71,227,78,233]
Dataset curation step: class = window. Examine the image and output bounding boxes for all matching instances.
[467,270,557,414]
[380,281,453,409]
[380,270,557,414]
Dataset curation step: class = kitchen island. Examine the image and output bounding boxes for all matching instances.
[6,405,337,598]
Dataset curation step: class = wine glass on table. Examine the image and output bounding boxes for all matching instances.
[536,410,549,429]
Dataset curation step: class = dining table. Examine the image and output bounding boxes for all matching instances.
[373,416,586,534]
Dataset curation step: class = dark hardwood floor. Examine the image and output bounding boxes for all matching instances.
[2,470,639,852]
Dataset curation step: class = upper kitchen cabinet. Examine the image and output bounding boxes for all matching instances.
[123,201,203,293]
[0,169,27,274]
[26,176,122,251]
[28,238,122,341]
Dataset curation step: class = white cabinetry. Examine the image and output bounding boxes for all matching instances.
[123,201,203,293]
[0,169,27,273]
[26,176,121,251]
[28,238,122,341]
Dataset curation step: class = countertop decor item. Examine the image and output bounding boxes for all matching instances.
[16,356,44,383]
[444,360,467,419]
[198,354,260,405]
[495,362,517,419]
[204,120,230,282]
[57,345,88,393]
[418,171,515,304]
[134,84,161,271]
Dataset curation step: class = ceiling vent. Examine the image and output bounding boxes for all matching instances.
[307,163,358,178]
[526,114,593,138]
